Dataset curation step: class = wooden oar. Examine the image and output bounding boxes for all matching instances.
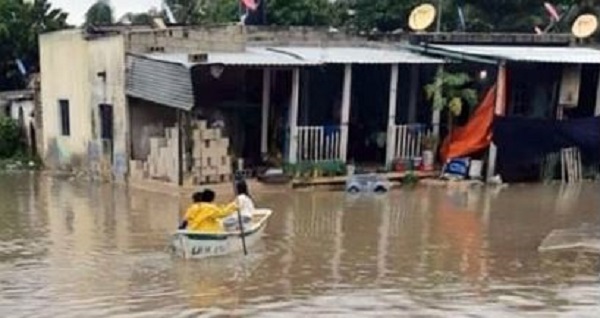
[233,172,248,255]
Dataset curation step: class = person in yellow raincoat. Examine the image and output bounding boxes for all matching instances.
[179,189,237,233]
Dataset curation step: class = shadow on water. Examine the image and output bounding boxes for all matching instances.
[0,173,599,317]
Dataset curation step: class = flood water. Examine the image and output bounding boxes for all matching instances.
[1,173,599,317]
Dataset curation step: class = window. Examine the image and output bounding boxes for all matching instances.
[99,104,113,140]
[59,99,70,136]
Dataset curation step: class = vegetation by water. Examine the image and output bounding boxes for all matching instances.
[0,117,40,170]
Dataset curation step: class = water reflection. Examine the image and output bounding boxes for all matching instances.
[0,174,598,317]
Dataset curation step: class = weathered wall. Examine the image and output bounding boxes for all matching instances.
[40,30,91,170]
[87,35,128,181]
[128,97,177,160]
[245,26,363,46]
[40,30,128,180]
[125,25,246,54]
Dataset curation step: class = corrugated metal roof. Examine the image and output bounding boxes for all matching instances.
[429,44,600,64]
[142,46,443,66]
[126,55,195,111]
[145,47,318,67]
[268,46,444,64]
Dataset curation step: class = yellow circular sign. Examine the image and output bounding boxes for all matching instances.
[409,3,437,31]
[572,14,598,38]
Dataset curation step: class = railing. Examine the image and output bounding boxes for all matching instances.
[297,125,342,162]
[392,124,431,160]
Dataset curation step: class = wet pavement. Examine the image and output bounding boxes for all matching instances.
[0,173,599,317]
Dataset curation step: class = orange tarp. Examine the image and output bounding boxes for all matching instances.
[440,85,496,163]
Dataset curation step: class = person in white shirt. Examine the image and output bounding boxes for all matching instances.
[222,181,255,232]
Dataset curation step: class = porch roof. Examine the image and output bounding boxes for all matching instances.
[267,46,444,64]
[426,44,600,64]
[144,47,319,67]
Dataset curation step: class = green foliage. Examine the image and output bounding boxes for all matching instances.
[0,117,23,159]
[339,0,422,33]
[85,0,114,26]
[267,0,333,26]
[165,0,206,24]
[121,12,154,25]
[402,170,419,187]
[284,160,346,179]
[0,0,68,90]
[424,69,478,117]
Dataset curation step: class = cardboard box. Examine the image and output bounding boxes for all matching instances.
[149,138,167,155]
[194,120,208,132]
[202,128,221,141]
[192,129,203,142]
[201,166,218,176]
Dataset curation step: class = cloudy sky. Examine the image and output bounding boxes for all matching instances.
[51,0,162,25]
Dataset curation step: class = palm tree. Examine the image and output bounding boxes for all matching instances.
[0,0,69,89]
[425,69,478,133]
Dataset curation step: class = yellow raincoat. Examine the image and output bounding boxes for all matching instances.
[184,202,237,232]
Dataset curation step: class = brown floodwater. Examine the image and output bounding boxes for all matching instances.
[0,173,599,317]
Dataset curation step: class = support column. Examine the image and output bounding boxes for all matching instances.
[261,69,271,156]
[595,66,600,116]
[287,68,300,164]
[486,62,507,182]
[431,65,443,138]
[340,64,352,162]
[177,109,183,186]
[408,64,420,123]
[386,64,399,166]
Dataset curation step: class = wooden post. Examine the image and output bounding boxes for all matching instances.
[340,64,352,162]
[386,64,399,166]
[177,109,183,186]
[486,62,507,182]
[288,68,300,164]
[261,68,271,156]
[408,64,420,123]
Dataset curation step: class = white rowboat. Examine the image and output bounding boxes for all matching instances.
[170,209,273,259]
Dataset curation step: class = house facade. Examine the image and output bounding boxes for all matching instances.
[38,27,600,185]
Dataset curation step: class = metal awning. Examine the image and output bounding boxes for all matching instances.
[144,47,318,67]
[268,46,444,64]
[126,54,195,111]
[125,46,443,111]
[427,44,600,64]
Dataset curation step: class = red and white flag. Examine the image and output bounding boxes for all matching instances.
[544,2,560,21]
[241,0,258,11]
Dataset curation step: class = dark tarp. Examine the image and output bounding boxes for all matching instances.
[492,115,600,166]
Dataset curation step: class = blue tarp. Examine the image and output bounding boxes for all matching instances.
[492,115,600,166]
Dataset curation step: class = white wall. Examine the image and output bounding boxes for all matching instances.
[40,30,128,180]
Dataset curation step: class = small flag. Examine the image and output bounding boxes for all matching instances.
[544,2,560,22]
[241,0,258,11]
[15,59,27,76]
[457,5,466,31]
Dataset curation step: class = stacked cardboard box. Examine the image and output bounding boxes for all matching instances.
[190,120,233,184]
[143,126,179,182]
[128,122,233,185]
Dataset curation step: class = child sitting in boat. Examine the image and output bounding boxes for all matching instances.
[222,181,255,232]
[179,189,237,233]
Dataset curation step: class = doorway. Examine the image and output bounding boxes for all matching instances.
[348,65,389,165]
[99,103,114,162]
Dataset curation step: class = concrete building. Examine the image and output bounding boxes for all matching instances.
[38,26,600,185]
[39,25,442,184]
